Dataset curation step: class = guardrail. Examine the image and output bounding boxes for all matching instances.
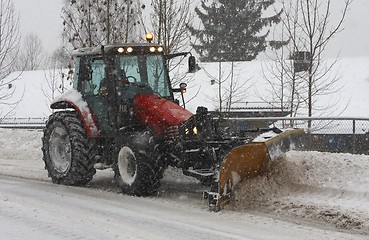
[241,117,369,155]
[0,118,47,129]
[237,116,369,134]
[1,116,369,154]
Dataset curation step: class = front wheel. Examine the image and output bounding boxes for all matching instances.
[114,131,163,196]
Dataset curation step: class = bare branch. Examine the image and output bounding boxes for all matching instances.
[0,0,22,118]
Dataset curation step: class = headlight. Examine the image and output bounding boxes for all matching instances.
[193,127,198,135]
[127,47,134,53]
[185,126,198,135]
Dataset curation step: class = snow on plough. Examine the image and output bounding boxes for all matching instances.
[42,34,305,211]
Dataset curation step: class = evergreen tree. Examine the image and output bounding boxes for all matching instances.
[189,0,284,62]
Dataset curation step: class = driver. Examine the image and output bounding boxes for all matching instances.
[117,68,129,84]
[99,68,127,96]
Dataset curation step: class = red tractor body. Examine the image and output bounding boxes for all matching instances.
[134,94,192,136]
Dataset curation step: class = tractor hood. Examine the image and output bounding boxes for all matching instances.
[134,94,193,136]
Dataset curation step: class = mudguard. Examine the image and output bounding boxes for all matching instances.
[50,89,100,137]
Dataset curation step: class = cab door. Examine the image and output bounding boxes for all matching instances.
[78,57,113,134]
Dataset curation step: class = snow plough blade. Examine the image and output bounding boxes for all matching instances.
[205,129,305,211]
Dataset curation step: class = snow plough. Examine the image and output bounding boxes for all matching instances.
[42,34,304,211]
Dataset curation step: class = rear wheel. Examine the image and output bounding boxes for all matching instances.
[114,131,163,196]
[42,111,97,185]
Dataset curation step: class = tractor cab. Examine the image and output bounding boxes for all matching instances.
[71,43,188,135]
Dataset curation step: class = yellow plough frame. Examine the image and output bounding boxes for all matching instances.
[205,129,305,211]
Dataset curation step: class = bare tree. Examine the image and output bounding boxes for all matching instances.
[49,46,71,69]
[0,0,21,118]
[41,46,72,115]
[148,0,194,87]
[265,0,351,129]
[150,0,193,55]
[202,62,252,112]
[42,67,69,115]
[222,62,254,112]
[17,33,45,70]
[260,35,304,117]
[62,0,144,49]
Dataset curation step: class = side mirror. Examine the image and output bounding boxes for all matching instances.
[179,83,187,108]
[188,56,198,73]
[179,83,187,93]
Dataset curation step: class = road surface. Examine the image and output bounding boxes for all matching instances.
[0,129,367,239]
[0,173,366,240]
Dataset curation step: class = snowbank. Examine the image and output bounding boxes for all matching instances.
[229,151,369,233]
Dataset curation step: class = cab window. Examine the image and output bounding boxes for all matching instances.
[80,58,105,96]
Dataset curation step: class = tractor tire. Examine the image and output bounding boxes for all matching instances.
[114,131,163,196]
[42,111,97,186]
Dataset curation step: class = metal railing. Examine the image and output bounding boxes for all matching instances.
[241,117,369,155]
[238,116,369,134]
[1,116,368,154]
[0,117,47,129]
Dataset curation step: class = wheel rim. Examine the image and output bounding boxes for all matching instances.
[49,125,72,174]
[117,146,137,185]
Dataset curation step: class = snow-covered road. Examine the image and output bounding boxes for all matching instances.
[0,129,368,239]
[1,175,366,240]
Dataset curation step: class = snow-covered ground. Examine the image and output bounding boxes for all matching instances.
[184,56,369,118]
[1,69,71,118]
[0,128,368,239]
[2,56,369,119]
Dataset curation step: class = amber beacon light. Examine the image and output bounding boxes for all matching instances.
[146,33,154,43]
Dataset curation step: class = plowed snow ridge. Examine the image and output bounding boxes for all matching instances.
[229,151,369,233]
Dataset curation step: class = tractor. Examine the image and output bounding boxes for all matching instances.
[42,34,304,210]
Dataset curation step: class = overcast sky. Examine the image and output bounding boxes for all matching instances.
[13,0,64,54]
[326,0,369,58]
[12,0,369,58]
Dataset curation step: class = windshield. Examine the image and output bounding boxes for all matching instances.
[115,54,171,98]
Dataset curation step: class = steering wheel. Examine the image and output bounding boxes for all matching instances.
[126,76,137,83]
[119,76,154,94]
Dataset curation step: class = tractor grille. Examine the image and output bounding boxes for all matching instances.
[164,125,179,142]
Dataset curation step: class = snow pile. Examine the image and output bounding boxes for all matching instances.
[229,151,369,233]
[252,130,279,142]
